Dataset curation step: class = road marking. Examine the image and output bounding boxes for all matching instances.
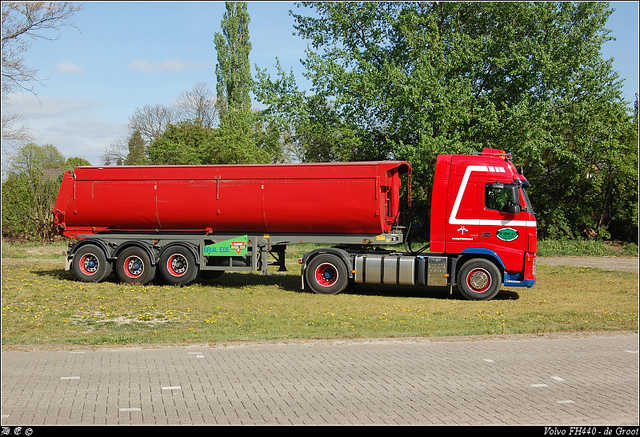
[483,359,495,363]
[161,386,181,390]
[60,376,80,380]
[551,376,565,381]
[531,384,549,387]
[69,351,86,354]
[557,400,575,404]
[624,350,638,353]
[119,408,142,412]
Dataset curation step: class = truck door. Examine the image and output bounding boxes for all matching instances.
[480,181,527,272]
[449,181,479,245]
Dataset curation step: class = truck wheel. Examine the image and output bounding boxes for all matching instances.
[159,246,198,285]
[305,253,349,295]
[72,244,112,282]
[457,258,502,301]
[116,247,156,284]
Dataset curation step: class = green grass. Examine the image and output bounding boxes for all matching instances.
[537,239,638,257]
[1,241,637,346]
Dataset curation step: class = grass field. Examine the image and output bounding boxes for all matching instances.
[1,241,637,346]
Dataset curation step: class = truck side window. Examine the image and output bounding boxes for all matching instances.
[485,184,516,213]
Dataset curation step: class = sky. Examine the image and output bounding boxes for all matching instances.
[2,1,639,168]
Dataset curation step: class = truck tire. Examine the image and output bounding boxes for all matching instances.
[116,246,156,285]
[159,246,198,286]
[305,253,349,295]
[457,258,502,301]
[72,244,112,282]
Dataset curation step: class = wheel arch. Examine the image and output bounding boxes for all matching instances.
[70,238,112,259]
[114,241,158,266]
[159,241,200,266]
[455,248,505,285]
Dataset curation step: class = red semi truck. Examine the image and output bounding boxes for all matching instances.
[53,148,537,300]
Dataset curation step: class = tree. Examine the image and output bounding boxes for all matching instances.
[147,116,271,166]
[254,59,365,163]
[256,2,636,240]
[147,121,215,165]
[175,81,219,128]
[101,134,129,165]
[127,103,179,145]
[108,83,220,166]
[214,1,252,116]
[2,2,82,96]
[210,106,271,164]
[211,2,274,164]
[127,83,219,146]
[9,142,65,179]
[65,156,91,169]
[2,142,68,240]
[253,59,307,162]
[124,130,147,165]
[2,173,33,239]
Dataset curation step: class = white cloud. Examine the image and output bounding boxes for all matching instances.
[55,61,84,75]
[128,58,202,73]
[4,93,104,119]
[2,93,125,165]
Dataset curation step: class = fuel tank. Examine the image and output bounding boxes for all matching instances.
[53,161,411,238]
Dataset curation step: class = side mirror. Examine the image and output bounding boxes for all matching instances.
[509,186,521,214]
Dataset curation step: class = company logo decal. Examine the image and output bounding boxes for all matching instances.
[496,227,519,242]
[203,235,248,257]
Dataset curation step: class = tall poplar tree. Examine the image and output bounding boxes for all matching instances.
[212,2,272,164]
[214,1,252,116]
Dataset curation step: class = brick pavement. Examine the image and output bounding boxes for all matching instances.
[1,332,638,425]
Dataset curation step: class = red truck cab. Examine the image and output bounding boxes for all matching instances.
[430,149,537,288]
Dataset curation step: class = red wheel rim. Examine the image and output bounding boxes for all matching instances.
[124,256,144,278]
[466,268,492,293]
[315,263,338,287]
[166,254,187,277]
[79,253,99,276]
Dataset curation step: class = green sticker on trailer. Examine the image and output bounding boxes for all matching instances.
[496,227,519,242]
[203,235,248,257]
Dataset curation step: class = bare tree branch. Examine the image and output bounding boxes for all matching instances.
[127,103,179,144]
[175,81,219,128]
[2,2,83,97]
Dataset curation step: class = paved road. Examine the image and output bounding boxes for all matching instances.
[2,332,638,425]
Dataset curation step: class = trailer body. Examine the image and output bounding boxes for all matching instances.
[53,149,536,300]
[54,161,408,237]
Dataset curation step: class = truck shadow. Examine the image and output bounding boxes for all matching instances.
[206,273,521,301]
[341,284,520,301]
[33,268,519,301]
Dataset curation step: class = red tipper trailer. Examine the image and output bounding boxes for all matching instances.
[53,161,409,237]
[53,150,536,300]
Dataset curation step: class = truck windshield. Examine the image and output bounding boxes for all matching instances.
[522,188,535,216]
